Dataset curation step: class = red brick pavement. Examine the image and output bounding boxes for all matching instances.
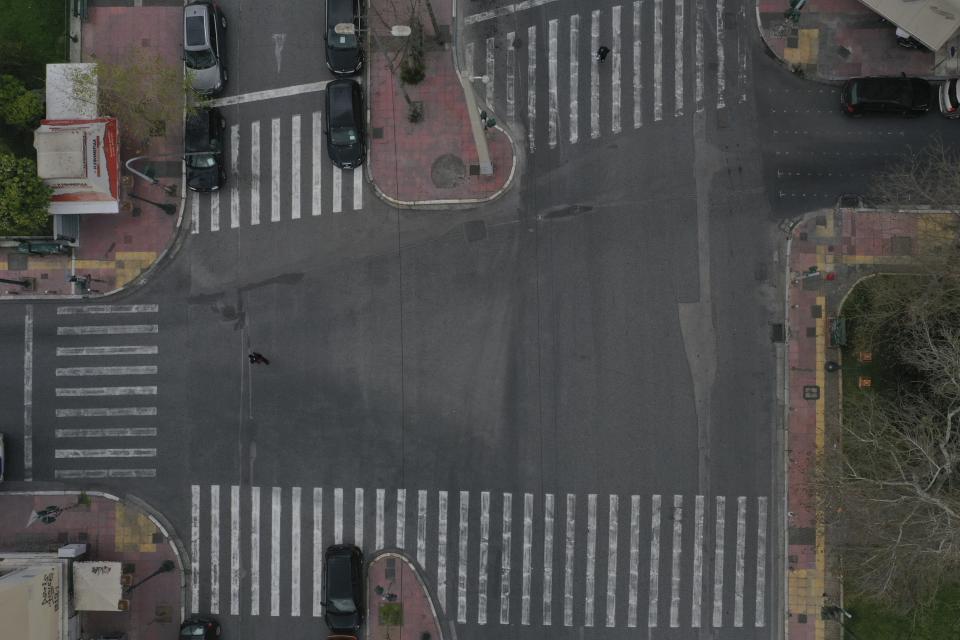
[366,552,443,640]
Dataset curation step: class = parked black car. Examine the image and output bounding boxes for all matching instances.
[183,1,227,95]
[322,544,364,634]
[179,616,220,639]
[325,0,363,76]
[185,108,226,192]
[324,79,365,169]
[841,76,931,116]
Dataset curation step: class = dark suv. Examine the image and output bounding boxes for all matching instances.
[185,108,226,192]
[841,76,931,116]
[322,544,364,634]
[184,1,227,95]
[325,0,363,76]
[324,79,365,169]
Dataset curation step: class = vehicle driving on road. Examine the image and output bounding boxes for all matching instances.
[841,76,931,116]
[325,0,363,76]
[179,616,221,639]
[185,108,226,192]
[939,78,960,117]
[184,1,227,96]
[324,79,366,169]
[322,544,364,634]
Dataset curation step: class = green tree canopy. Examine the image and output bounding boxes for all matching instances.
[0,152,52,235]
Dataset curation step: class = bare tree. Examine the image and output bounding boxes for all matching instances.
[869,136,960,216]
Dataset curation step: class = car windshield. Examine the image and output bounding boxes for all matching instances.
[329,596,357,613]
[328,29,358,50]
[180,624,206,637]
[330,126,358,146]
[187,153,218,169]
[185,48,217,70]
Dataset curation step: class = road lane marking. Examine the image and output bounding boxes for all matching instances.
[633,1,641,128]
[56,427,157,437]
[231,485,240,615]
[464,0,559,24]
[251,487,261,615]
[313,488,323,617]
[271,487,281,616]
[56,365,157,376]
[56,407,156,417]
[548,19,558,148]
[612,5,622,133]
[712,496,726,626]
[674,0,684,116]
[585,493,597,626]
[210,484,220,614]
[734,496,747,627]
[438,490,448,612]
[376,488,385,550]
[606,494,619,627]
[466,41,475,78]
[648,494,662,627]
[23,306,33,481]
[670,495,683,627]
[312,111,322,216]
[458,491,469,623]
[478,490,490,624]
[527,25,536,153]
[335,488,343,543]
[692,494,705,627]
[56,386,157,396]
[695,0,704,111]
[716,0,726,108]
[250,121,261,224]
[292,487,302,616]
[627,495,640,627]
[332,167,342,213]
[191,485,200,614]
[500,492,513,624]
[210,190,220,232]
[485,36,495,104]
[271,118,281,222]
[55,448,156,458]
[563,493,575,627]
[230,124,239,227]
[542,493,554,625]
[506,32,516,121]
[756,497,767,627]
[521,493,533,625]
[206,81,332,107]
[569,15,579,143]
[57,304,158,314]
[58,324,157,335]
[653,0,663,120]
[355,488,364,547]
[353,168,362,210]
[55,468,155,478]
[418,490,428,569]
[191,194,199,234]
[590,10,600,139]
[291,114,301,220]
[57,346,158,356]
[396,488,406,549]
[738,6,748,103]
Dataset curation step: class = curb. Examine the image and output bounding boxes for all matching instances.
[0,488,189,623]
[365,549,446,640]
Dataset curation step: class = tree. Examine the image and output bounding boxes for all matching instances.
[0,74,42,129]
[869,136,960,216]
[819,270,960,613]
[0,152,52,235]
[67,49,203,148]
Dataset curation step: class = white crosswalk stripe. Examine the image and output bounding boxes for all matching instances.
[188,486,770,629]
[53,303,161,480]
[464,0,749,151]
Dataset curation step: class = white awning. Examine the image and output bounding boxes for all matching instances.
[73,561,123,611]
[858,0,960,50]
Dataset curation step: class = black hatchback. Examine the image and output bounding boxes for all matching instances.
[325,0,363,76]
[841,76,931,116]
[324,79,365,169]
[179,616,220,639]
[322,544,364,634]
[185,108,226,192]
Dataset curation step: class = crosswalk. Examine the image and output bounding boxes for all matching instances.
[189,112,366,235]
[51,304,162,480]
[189,484,769,629]
[463,0,750,152]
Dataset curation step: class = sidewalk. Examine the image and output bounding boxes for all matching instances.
[366,552,443,640]
[758,0,960,80]
[785,207,956,640]
[0,491,183,640]
[367,0,516,206]
[0,5,184,299]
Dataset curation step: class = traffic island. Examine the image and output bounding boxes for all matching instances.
[367,552,443,640]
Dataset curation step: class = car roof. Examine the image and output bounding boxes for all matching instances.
[185,110,217,151]
[184,4,210,48]
[327,81,359,122]
[327,0,357,25]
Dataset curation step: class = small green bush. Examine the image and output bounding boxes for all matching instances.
[0,152,52,236]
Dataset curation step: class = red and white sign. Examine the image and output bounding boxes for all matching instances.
[34,118,120,215]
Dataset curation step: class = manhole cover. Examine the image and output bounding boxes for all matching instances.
[431,154,466,188]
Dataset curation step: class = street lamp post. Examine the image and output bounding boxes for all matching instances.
[127,193,177,216]
[124,560,176,594]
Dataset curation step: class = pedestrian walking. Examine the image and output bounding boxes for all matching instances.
[596,45,610,62]
[249,352,270,365]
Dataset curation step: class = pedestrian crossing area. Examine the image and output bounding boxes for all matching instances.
[189,485,769,629]
[188,112,366,236]
[50,303,162,480]
[463,0,750,152]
